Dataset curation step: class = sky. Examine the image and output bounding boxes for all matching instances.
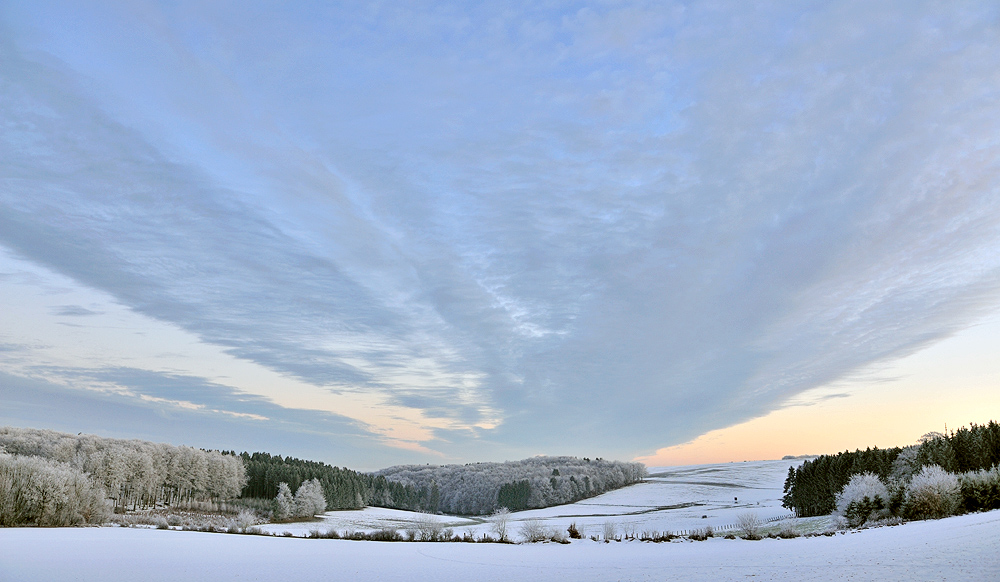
[2,1,1000,470]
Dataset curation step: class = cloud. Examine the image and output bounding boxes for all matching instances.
[2,1,1000,463]
[51,305,101,317]
[0,369,417,468]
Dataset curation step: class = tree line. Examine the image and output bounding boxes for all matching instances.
[239,452,429,511]
[0,426,246,512]
[241,453,646,515]
[374,456,648,515]
[1,426,648,525]
[783,421,1000,517]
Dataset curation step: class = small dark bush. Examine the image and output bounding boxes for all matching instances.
[689,526,713,541]
[368,529,403,542]
[567,522,582,539]
[638,531,675,542]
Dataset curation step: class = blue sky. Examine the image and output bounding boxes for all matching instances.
[2,1,1000,469]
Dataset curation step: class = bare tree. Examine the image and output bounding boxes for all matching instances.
[414,512,444,541]
[602,520,618,542]
[489,506,511,541]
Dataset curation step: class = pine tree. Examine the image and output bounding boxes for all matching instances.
[273,482,293,519]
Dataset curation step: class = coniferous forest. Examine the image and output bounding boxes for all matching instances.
[783,421,1000,518]
[240,452,646,515]
[239,452,431,512]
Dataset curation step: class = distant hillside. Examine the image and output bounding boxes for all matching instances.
[376,456,647,515]
[1,426,646,520]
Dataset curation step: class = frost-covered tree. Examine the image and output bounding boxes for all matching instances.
[835,472,889,527]
[905,465,961,520]
[293,478,326,517]
[0,427,246,510]
[375,456,646,515]
[489,507,510,541]
[0,452,109,526]
[273,482,294,520]
[890,446,921,482]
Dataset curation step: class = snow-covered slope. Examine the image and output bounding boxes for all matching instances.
[257,459,802,538]
[2,510,999,581]
[4,459,997,581]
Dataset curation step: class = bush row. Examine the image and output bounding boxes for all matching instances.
[835,463,1000,527]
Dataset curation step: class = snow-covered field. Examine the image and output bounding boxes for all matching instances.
[2,459,999,581]
[2,511,999,581]
[257,459,805,538]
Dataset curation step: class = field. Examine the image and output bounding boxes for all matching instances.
[2,459,998,581]
[257,459,807,538]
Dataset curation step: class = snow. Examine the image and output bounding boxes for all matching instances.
[2,511,999,581]
[257,459,803,538]
[2,459,998,580]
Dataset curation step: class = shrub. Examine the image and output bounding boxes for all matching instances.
[737,512,761,540]
[689,527,712,541]
[836,473,889,527]
[567,522,582,539]
[602,520,618,542]
[905,465,961,520]
[415,513,444,541]
[229,508,258,532]
[369,528,402,541]
[639,531,675,542]
[959,466,1000,512]
[519,519,548,542]
[777,521,800,538]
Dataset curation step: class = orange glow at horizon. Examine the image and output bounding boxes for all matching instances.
[637,313,1000,467]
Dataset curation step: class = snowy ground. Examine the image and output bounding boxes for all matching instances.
[3,459,998,580]
[257,459,805,538]
[2,511,999,581]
